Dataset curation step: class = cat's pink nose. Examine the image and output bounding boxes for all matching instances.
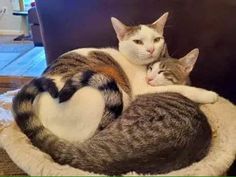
[146,77,153,83]
[146,48,155,54]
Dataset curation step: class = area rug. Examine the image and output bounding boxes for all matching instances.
[0,90,27,175]
[0,148,26,176]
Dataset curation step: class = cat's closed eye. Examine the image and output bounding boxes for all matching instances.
[148,66,153,70]
[165,77,175,83]
[133,39,143,45]
[158,70,164,74]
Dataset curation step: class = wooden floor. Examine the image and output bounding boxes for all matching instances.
[0,35,46,77]
[0,76,33,93]
[0,47,46,77]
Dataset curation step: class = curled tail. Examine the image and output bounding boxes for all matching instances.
[58,70,124,130]
[12,74,126,175]
[13,77,59,139]
[12,78,92,171]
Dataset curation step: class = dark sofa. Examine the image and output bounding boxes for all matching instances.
[28,6,43,46]
[35,0,236,104]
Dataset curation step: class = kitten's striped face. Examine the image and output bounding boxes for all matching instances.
[111,13,168,65]
[146,49,199,86]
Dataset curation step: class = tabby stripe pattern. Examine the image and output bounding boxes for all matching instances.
[13,92,211,176]
[59,70,123,130]
[44,51,131,97]
[13,78,58,138]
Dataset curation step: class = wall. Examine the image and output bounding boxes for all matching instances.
[0,0,24,35]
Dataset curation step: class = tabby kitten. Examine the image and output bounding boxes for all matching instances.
[146,48,199,86]
[16,92,212,175]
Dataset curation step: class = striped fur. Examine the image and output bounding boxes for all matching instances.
[14,50,131,135]
[13,78,59,137]
[13,70,124,134]
[13,49,133,146]
[13,92,212,175]
[45,51,132,97]
[58,70,123,130]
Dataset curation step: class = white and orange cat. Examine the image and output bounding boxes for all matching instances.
[14,12,218,144]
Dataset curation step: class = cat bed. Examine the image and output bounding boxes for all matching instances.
[0,90,236,176]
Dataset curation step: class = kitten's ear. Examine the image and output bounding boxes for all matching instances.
[111,17,128,41]
[152,12,169,35]
[179,48,199,73]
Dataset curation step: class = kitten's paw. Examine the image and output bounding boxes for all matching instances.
[199,91,219,104]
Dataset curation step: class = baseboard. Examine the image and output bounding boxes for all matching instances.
[0,30,23,35]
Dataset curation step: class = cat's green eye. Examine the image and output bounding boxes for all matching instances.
[154,37,161,43]
[133,40,143,45]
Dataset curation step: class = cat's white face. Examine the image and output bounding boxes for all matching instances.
[119,26,165,65]
[111,13,168,65]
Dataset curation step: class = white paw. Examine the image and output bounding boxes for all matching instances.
[199,91,219,104]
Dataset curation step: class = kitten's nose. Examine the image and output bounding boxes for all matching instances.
[146,77,153,83]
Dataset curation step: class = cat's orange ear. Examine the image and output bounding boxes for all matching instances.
[152,12,169,35]
[111,17,128,41]
[180,48,199,73]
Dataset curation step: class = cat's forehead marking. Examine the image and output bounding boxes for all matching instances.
[128,25,162,40]
[124,25,141,39]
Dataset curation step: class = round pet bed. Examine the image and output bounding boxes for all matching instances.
[0,90,236,176]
